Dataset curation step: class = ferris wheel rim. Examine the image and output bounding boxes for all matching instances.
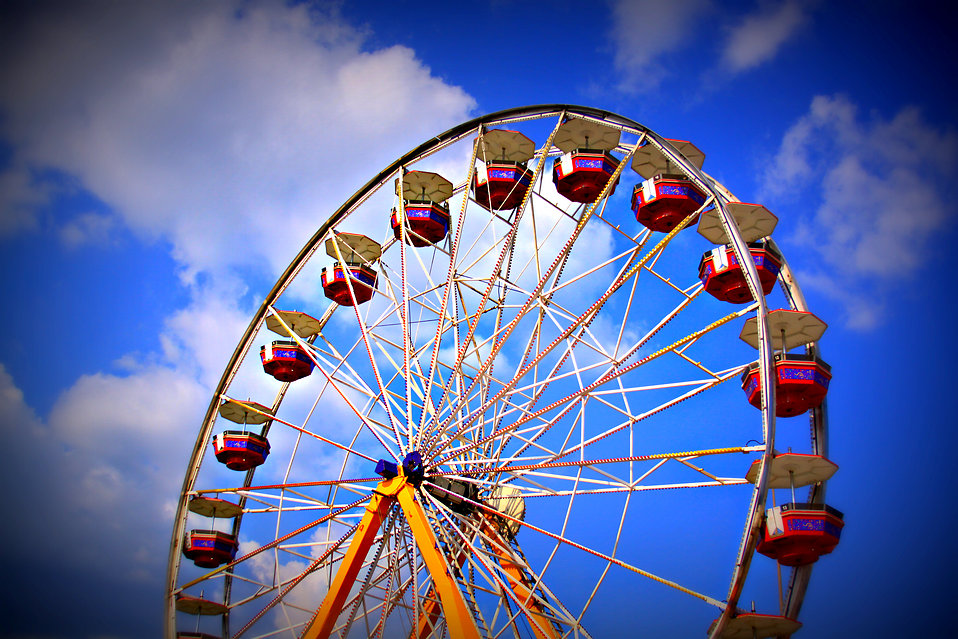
[165,105,827,639]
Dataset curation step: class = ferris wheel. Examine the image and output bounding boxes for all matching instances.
[165,105,842,639]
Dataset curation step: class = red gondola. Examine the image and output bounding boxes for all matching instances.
[741,353,832,417]
[632,174,706,232]
[553,149,619,203]
[698,241,782,303]
[757,502,844,566]
[182,529,239,568]
[212,430,270,471]
[391,201,450,246]
[473,161,533,211]
[260,340,314,382]
[321,262,377,306]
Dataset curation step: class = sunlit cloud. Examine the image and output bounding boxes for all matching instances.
[0,362,206,578]
[720,0,812,73]
[0,0,475,284]
[762,94,957,328]
[0,0,478,600]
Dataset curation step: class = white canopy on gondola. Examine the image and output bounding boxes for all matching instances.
[188,496,243,518]
[631,138,705,179]
[698,202,778,245]
[711,613,801,639]
[218,399,273,425]
[553,118,621,152]
[325,232,382,264]
[478,129,535,162]
[175,594,229,616]
[740,309,828,351]
[745,453,838,488]
[395,170,453,203]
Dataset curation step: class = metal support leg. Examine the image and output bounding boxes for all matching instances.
[301,474,481,639]
[301,478,399,639]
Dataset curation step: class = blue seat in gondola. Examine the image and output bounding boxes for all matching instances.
[182,529,239,568]
[390,200,451,246]
[698,240,783,303]
[553,149,619,203]
[212,430,270,471]
[321,261,377,306]
[260,340,314,382]
[473,160,533,211]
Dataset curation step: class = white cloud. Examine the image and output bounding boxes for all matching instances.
[720,1,811,72]
[0,0,478,612]
[0,361,206,578]
[0,0,475,284]
[610,0,712,92]
[0,164,46,236]
[160,281,253,387]
[762,95,957,328]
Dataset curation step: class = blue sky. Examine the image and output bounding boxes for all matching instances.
[1,0,955,637]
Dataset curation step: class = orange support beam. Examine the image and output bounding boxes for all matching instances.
[411,536,472,639]
[301,474,481,639]
[301,471,558,639]
[483,522,560,639]
[397,485,481,639]
[413,519,560,639]
[301,476,400,639]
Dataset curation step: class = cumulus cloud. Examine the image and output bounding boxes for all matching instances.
[0,164,46,236]
[720,0,812,72]
[761,95,957,328]
[0,362,205,577]
[0,0,475,283]
[609,0,712,92]
[0,2,478,630]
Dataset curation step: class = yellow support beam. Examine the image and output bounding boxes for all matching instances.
[301,473,481,639]
[482,522,560,639]
[301,476,400,639]
[397,485,481,639]
[412,543,470,639]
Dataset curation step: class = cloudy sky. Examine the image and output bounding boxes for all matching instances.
[1,0,955,637]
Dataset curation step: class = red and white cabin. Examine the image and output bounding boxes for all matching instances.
[741,353,832,417]
[551,118,621,203]
[757,502,844,566]
[182,529,239,568]
[260,339,314,382]
[212,430,270,471]
[632,173,706,232]
[698,240,782,304]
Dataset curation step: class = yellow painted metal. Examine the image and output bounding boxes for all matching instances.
[301,474,481,639]
[396,485,482,639]
[411,543,471,639]
[300,477,401,639]
[411,518,560,639]
[482,522,560,639]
